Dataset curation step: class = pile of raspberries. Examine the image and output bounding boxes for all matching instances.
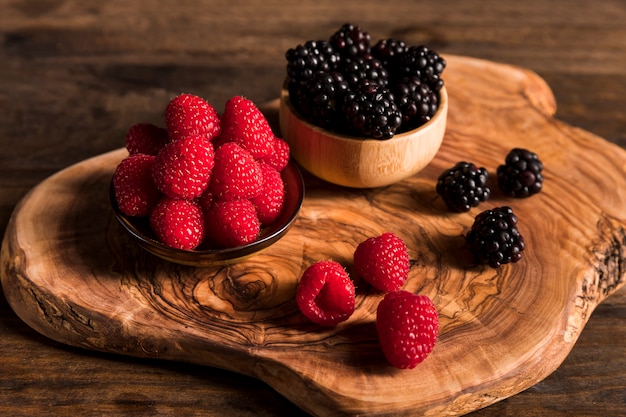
[112,94,290,250]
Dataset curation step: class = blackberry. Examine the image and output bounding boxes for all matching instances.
[339,54,389,88]
[397,45,446,91]
[497,148,544,198]
[392,76,439,130]
[466,206,525,268]
[436,162,491,212]
[329,23,371,57]
[341,81,402,140]
[288,71,350,130]
[286,40,341,85]
[371,38,408,72]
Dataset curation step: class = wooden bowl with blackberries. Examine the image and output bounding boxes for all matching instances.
[279,23,448,188]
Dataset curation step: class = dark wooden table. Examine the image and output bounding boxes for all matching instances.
[1,1,625,416]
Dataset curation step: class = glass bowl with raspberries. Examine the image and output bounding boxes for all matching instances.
[110,94,304,266]
[279,23,448,188]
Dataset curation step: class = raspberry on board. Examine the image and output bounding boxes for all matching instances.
[149,197,205,250]
[204,199,261,248]
[113,154,161,217]
[152,135,215,200]
[165,93,221,142]
[296,260,355,326]
[376,290,439,369]
[353,232,410,292]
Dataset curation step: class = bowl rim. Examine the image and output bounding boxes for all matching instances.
[110,161,305,266]
[280,80,448,143]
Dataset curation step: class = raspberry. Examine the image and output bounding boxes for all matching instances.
[329,23,371,57]
[205,199,261,248]
[497,148,544,198]
[257,136,290,172]
[219,96,274,159]
[152,135,215,200]
[251,164,285,225]
[436,162,491,212]
[353,232,410,292]
[296,260,355,326]
[210,142,263,201]
[113,154,161,217]
[376,290,439,369]
[165,93,221,142]
[149,197,205,250]
[466,206,525,268]
[124,123,169,156]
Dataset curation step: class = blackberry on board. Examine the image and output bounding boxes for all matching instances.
[397,45,446,92]
[466,206,525,268]
[288,71,350,130]
[286,40,341,85]
[392,76,439,130]
[497,148,544,198]
[341,80,402,140]
[329,23,371,57]
[436,162,491,212]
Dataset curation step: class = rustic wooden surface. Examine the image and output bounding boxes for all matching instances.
[1,1,626,416]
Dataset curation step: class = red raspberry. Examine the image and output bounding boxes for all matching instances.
[376,291,439,369]
[210,142,263,201]
[353,232,410,292]
[165,93,221,142]
[205,199,261,248]
[149,197,205,250]
[219,96,274,159]
[258,136,290,172]
[124,123,169,156]
[296,260,355,326]
[152,135,215,200]
[251,164,285,225]
[113,154,161,217]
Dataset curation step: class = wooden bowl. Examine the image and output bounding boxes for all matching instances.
[110,161,305,266]
[279,85,448,188]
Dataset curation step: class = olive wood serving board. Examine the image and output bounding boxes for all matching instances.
[2,55,626,417]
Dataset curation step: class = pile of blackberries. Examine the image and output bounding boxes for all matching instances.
[285,23,445,139]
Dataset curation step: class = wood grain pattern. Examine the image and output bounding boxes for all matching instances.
[2,55,626,417]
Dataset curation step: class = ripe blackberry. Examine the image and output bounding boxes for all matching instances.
[339,54,389,88]
[497,148,544,198]
[397,45,446,92]
[341,81,402,140]
[371,38,408,72]
[288,71,350,130]
[436,162,491,212]
[286,40,341,85]
[329,23,371,57]
[466,206,525,268]
[392,76,439,130]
